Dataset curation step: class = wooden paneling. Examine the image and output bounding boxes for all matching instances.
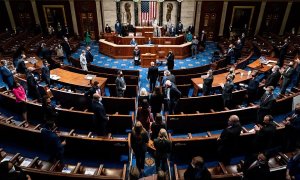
[74,0,99,40]
[200,1,223,40]
[10,0,34,30]
[36,0,73,35]
[285,2,300,34]
[0,1,11,31]
[224,1,261,37]
[260,1,287,34]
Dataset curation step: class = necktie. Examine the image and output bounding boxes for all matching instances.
[264,95,269,102]
[167,88,170,100]
[286,67,290,73]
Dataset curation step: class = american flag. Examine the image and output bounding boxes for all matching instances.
[141,0,157,26]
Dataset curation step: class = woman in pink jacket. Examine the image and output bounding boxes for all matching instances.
[12,82,27,122]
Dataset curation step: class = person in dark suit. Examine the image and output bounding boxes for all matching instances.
[105,24,112,33]
[26,67,41,101]
[42,95,58,124]
[234,39,242,60]
[150,114,166,140]
[202,70,213,96]
[0,60,14,90]
[286,146,300,180]
[115,70,126,97]
[0,161,31,180]
[240,33,246,47]
[283,103,300,151]
[133,45,140,65]
[280,62,295,95]
[221,75,234,108]
[242,153,270,180]
[246,72,259,104]
[165,80,181,115]
[278,39,289,67]
[154,128,172,172]
[161,70,176,86]
[184,156,212,180]
[150,87,164,120]
[130,121,149,173]
[41,60,50,86]
[253,115,276,152]
[146,37,153,45]
[85,81,101,110]
[61,37,72,62]
[176,21,183,34]
[115,20,122,36]
[147,61,158,92]
[16,54,27,74]
[217,115,242,165]
[199,30,206,49]
[191,36,199,59]
[41,121,65,163]
[166,50,174,70]
[225,44,235,65]
[264,65,280,88]
[169,25,176,37]
[257,86,275,124]
[91,93,109,135]
[187,25,195,35]
[85,46,93,64]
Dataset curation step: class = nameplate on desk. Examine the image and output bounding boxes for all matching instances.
[84,168,96,175]
[20,159,31,167]
[85,74,96,80]
[62,168,72,173]
[50,75,60,80]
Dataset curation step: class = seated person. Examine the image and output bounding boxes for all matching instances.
[130,38,137,46]
[133,46,141,65]
[146,37,153,45]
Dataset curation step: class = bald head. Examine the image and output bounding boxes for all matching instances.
[228,115,240,126]
[165,80,172,87]
[93,93,101,100]
[150,61,155,66]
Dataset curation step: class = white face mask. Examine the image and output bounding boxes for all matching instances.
[9,166,16,173]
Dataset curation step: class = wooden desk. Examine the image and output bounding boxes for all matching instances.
[141,53,156,68]
[191,69,251,96]
[25,56,43,69]
[50,68,107,91]
[247,57,277,73]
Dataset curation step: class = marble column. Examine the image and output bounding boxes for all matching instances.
[134,2,138,26]
[279,1,293,35]
[95,0,103,34]
[159,2,163,26]
[4,0,16,29]
[194,1,202,36]
[218,1,228,36]
[177,1,182,24]
[30,0,40,25]
[69,0,79,35]
[116,1,121,23]
[255,0,266,35]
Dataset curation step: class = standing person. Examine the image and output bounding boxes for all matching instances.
[133,45,140,65]
[41,121,66,163]
[153,26,161,37]
[91,93,109,136]
[293,57,300,88]
[0,161,31,180]
[257,86,275,124]
[199,30,206,49]
[221,75,234,108]
[61,37,72,63]
[41,60,50,86]
[169,24,176,37]
[186,31,193,42]
[217,115,242,165]
[84,30,91,46]
[42,95,58,124]
[136,99,154,131]
[191,36,199,59]
[286,146,300,180]
[280,62,295,95]
[85,46,94,64]
[115,20,122,36]
[202,70,213,96]
[176,20,183,34]
[115,70,126,97]
[105,24,112,33]
[0,60,14,90]
[278,39,289,67]
[246,72,259,104]
[84,81,101,110]
[184,156,212,180]
[12,82,27,123]
[138,88,149,107]
[165,80,181,115]
[151,115,166,140]
[166,50,174,70]
[264,65,280,88]
[147,62,158,92]
[16,54,27,74]
[55,44,64,63]
[150,87,164,120]
[154,128,172,172]
[130,121,149,175]
[80,50,88,71]
[26,67,41,101]
[225,44,235,65]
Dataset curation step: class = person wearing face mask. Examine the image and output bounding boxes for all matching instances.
[217,115,242,165]
[202,70,213,96]
[280,62,295,95]
[92,93,109,136]
[105,24,112,33]
[184,156,211,180]
[221,75,234,108]
[0,161,31,180]
[0,60,14,90]
[264,65,280,88]
[283,103,300,151]
[85,81,101,110]
[242,153,270,180]
[115,70,126,97]
[252,115,276,153]
[257,86,275,124]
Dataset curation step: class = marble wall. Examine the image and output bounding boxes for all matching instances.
[102,0,117,30]
[162,1,177,26]
[181,0,196,31]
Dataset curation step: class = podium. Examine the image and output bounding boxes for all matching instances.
[141,53,156,68]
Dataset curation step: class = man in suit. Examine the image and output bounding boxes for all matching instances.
[0,161,31,180]
[26,67,41,101]
[221,75,234,108]
[280,61,295,95]
[293,58,300,88]
[161,70,176,87]
[92,93,109,136]
[133,45,140,65]
[42,95,58,124]
[202,70,213,96]
[105,24,112,33]
[278,39,289,67]
[61,37,72,62]
[85,46,93,64]
[0,60,14,90]
[253,115,276,152]
[166,50,175,70]
[165,80,181,115]
[41,60,50,86]
[115,20,122,36]
[242,153,270,180]
[257,86,276,124]
[176,20,183,34]
[115,70,126,97]
[199,30,206,49]
[187,25,194,35]
[16,54,27,74]
[169,24,176,37]
[264,65,280,88]
[147,61,158,92]
[85,81,101,110]
[41,121,66,163]
[225,44,235,65]
[283,103,300,151]
[153,26,161,37]
[234,39,242,60]
[184,156,211,180]
[246,71,259,104]
[191,36,199,59]
[217,115,242,165]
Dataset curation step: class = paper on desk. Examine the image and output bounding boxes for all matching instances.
[24,61,29,64]
[50,75,60,80]
[84,168,96,175]
[267,64,273,67]
[267,60,277,63]
[62,168,72,173]
[1,157,11,162]
[198,84,203,88]
[20,159,31,167]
